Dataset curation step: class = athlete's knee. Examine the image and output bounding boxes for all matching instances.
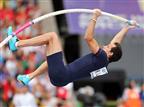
[45,32,58,39]
[50,32,59,40]
[44,32,58,44]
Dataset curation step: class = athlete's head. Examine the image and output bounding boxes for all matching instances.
[103,42,122,63]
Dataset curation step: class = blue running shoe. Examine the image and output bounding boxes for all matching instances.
[17,75,31,85]
[7,26,18,52]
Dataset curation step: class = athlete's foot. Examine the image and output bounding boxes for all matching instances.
[17,75,31,85]
[7,26,19,52]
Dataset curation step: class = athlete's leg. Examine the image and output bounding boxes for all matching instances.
[26,33,63,79]
[17,33,63,85]
[44,32,62,56]
[16,32,58,47]
[28,61,48,79]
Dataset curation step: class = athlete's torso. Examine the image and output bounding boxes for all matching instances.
[66,48,109,81]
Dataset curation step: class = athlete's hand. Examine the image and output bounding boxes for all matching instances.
[93,9,102,19]
[125,20,137,29]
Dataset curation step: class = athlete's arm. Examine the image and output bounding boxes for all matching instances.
[84,9,101,54]
[110,22,137,44]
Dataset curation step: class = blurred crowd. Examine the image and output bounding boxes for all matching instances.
[0,0,42,39]
[117,80,144,107]
[0,0,75,107]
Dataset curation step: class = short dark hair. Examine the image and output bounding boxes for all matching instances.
[109,43,122,63]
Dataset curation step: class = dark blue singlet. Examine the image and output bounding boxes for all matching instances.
[47,49,109,86]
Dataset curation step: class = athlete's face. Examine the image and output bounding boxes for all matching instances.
[103,44,116,58]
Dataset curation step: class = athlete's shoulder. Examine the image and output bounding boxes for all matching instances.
[95,48,107,57]
[94,48,109,65]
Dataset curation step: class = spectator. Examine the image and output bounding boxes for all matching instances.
[121,80,141,107]
[5,54,17,77]
[41,89,58,107]
[12,85,37,107]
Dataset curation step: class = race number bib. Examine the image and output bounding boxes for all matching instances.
[90,67,108,79]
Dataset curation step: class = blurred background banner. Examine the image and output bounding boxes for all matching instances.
[64,0,144,35]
